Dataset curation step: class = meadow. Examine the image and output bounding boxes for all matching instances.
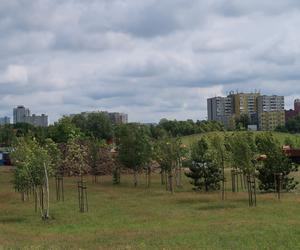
[181,131,300,146]
[1,165,300,249]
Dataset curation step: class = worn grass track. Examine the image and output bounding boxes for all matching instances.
[1,166,300,249]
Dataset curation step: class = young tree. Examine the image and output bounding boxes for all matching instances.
[208,134,227,199]
[185,138,222,191]
[64,137,89,212]
[256,133,298,191]
[88,138,105,183]
[11,137,55,219]
[155,137,188,192]
[226,132,257,174]
[118,124,152,187]
[64,138,89,179]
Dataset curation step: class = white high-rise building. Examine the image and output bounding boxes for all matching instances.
[13,106,30,124]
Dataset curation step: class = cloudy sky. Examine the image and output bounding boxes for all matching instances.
[1,0,300,123]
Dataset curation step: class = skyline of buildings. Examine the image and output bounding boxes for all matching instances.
[13,106,48,127]
[207,92,286,131]
[0,96,299,129]
[0,106,129,127]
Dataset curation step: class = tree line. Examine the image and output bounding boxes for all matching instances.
[0,114,223,147]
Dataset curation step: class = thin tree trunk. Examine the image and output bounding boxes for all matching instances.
[35,186,44,218]
[168,170,174,193]
[148,167,151,188]
[146,166,151,188]
[44,163,50,219]
[161,169,165,185]
[178,161,182,187]
[133,169,138,187]
[21,192,25,202]
[165,170,169,191]
[175,166,179,187]
[222,158,225,200]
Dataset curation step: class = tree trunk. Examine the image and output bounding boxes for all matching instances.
[133,169,138,187]
[222,159,225,200]
[175,165,179,187]
[178,161,182,187]
[21,192,25,202]
[148,167,151,188]
[146,166,151,188]
[165,170,169,191]
[161,169,165,185]
[168,170,174,193]
[44,163,50,219]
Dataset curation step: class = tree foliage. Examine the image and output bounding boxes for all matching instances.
[255,133,298,191]
[157,119,223,137]
[11,137,57,219]
[185,138,222,191]
[225,132,257,174]
[118,124,152,186]
[63,138,89,178]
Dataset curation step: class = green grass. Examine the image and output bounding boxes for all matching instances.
[181,131,300,146]
[1,167,300,249]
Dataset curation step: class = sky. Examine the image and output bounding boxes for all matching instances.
[1,0,300,123]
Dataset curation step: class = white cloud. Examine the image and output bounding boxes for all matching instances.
[2,65,28,84]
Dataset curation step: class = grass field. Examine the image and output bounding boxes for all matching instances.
[1,166,300,249]
[181,131,300,146]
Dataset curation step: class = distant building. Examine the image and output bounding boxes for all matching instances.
[13,106,48,127]
[207,92,260,128]
[24,114,48,127]
[13,105,30,124]
[207,96,232,127]
[228,92,260,118]
[258,111,285,131]
[70,110,128,125]
[257,95,285,131]
[0,116,10,125]
[207,92,285,131]
[285,99,300,122]
[108,112,128,125]
[257,95,285,113]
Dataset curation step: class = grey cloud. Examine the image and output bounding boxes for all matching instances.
[1,0,300,123]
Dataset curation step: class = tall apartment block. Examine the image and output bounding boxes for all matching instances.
[228,92,260,117]
[0,116,10,125]
[13,106,48,127]
[207,97,232,127]
[257,95,285,131]
[13,106,30,124]
[207,92,285,131]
